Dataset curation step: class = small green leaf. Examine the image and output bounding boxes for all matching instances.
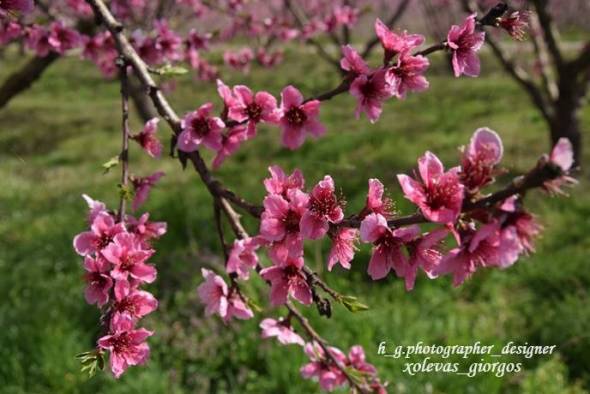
[76,349,104,378]
[118,184,134,201]
[102,156,120,174]
[339,295,369,313]
[246,298,263,313]
[152,64,188,77]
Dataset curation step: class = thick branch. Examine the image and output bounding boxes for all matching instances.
[531,0,563,71]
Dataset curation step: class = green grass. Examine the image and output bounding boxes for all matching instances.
[0,48,589,393]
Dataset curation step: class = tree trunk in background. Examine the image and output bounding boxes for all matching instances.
[128,74,158,122]
[0,53,60,109]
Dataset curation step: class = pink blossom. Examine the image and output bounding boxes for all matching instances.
[404,228,448,290]
[260,318,304,346]
[375,18,424,62]
[447,14,486,77]
[0,0,33,15]
[212,125,249,169]
[73,212,125,256]
[154,20,182,62]
[219,81,279,138]
[347,345,377,375]
[83,256,113,307]
[300,175,344,240]
[81,194,107,223]
[263,165,305,197]
[82,31,118,77]
[133,32,160,66]
[102,233,156,286]
[325,5,359,31]
[66,0,92,16]
[300,342,348,392]
[178,103,225,152]
[278,86,325,150]
[340,44,370,76]
[260,256,312,306]
[349,69,393,123]
[226,237,261,279]
[0,20,22,45]
[131,118,163,158]
[131,171,165,211]
[25,25,52,57]
[47,21,81,55]
[386,54,430,99]
[197,268,229,317]
[497,11,529,41]
[327,227,358,271]
[259,189,309,263]
[224,48,254,73]
[184,29,211,68]
[461,127,503,191]
[397,151,464,224]
[112,286,158,322]
[126,212,167,245]
[544,138,577,194]
[255,48,283,68]
[499,197,542,254]
[98,314,152,378]
[360,213,420,280]
[363,178,394,218]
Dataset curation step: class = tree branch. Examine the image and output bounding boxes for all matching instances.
[117,58,130,222]
[531,0,563,71]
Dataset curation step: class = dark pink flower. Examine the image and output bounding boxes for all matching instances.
[499,197,542,254]
[0,0,33,15]
[263,165,305,197]
[300,342,348,392]
[154,20,182,62]
[102,233,156,285]
[260,256,312,306]
[543,137,577,195]
[256,48,283,67]
[360,213,420,280]
[98,314,152,379]
[112,286,158,322]
[327,227,358,271]
[260,318,304,346]
[185,29,211,68]
[404,228,448,290]
[66,0,92,16]
[83,256,113,307]
[126,212,167,245]
[363,178,394,218]
[497,11,529,41]
[300,176,344,240]
[25,25,52,57]
[131,171,165,211]
[47,21,81,55]
[447,14,486,77]
[340,44,370,76]
[375,18,424,62]
[0,20,22,45]
[73,212,125,256]
[397,151,464,224]
[259,188,309,264]
[178,103,225,152]
[131,118,162,158]
[349,69,393,123]
[212,125,249,169]
[386,54,430,99]
[226,237,261,280]
[223,48,254,73]
[278,85,325,150]
[460,127,503,192]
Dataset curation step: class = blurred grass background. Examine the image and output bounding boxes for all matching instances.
[0,48,589,393]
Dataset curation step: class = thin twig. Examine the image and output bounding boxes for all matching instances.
[117,57,130,222]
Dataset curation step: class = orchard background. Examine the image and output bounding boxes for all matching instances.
[1,1,589,393]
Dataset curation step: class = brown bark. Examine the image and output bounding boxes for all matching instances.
[128,73,158,122]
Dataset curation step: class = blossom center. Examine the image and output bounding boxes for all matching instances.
[191,117,210,137]
[309,188,339,217]
[283,210,301,233]
[285,107,307,126]
[246,103,263,121]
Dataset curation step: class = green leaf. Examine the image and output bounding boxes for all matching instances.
[246,297,262,313]
[339,295,369,313]
[152,64,188,77]
[102,155,119,174]
[118,184,134,201]
[76,349,104,378]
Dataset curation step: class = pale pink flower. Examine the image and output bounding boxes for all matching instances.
[327,227,358,271]
[363,178,393,218]
[212,125,249,169]
[178,103,225,152]
[447,14,486,77]
[83,256,113,307]
[375,18,424,62]
[404,228,448,290]
[112,286,158,322]
[255,48,283,67]
[397,151,464,224]
[73,212,125,256]
[0,0,33,15]
[98,314,152,379]
[340,44,370,76]
[300,176,344,240]
[131,118,162,158]
[131,171,164,211]
[197,268,229,317]
[260,256,312,306]
[497,11,529,41]
[259,189,309,263]
[102,233,156,285]
[461,127,503,191]
[125,213,167,248]
[278,85,325,150]
[263,165,305,197]
[300,342,348,392]
[349,69,393,123]
[260,318,304,346]
[386,54,430,99]
[81,194,107,223]
[347,345,377,375]
[48,21,81,55]
[360,213,420,280]
[543,137,577,194]
[224,292,254,323]
[226,237,261,279]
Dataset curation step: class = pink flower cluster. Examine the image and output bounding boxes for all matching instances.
[73,196,166,378]
[25,21,82,57]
